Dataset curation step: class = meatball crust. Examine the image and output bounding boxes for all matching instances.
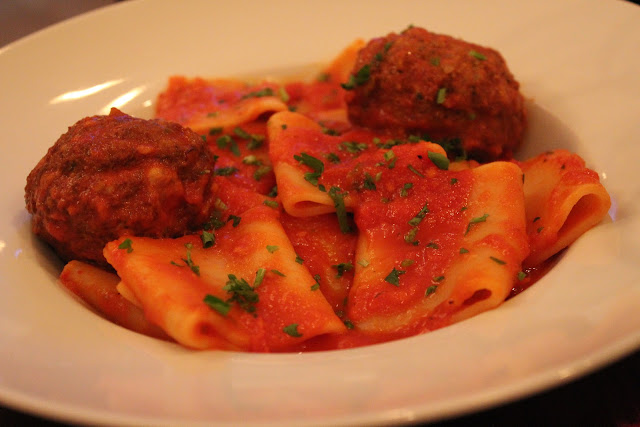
[345,26,526,161]
[25,108,216,267]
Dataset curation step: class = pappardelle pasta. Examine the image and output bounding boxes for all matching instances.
[27,27,611,352]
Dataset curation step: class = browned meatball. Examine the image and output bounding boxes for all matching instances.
[25,108,216,267]
[345,26,526,162]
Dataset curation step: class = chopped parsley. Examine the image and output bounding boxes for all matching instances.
[311,274,321,291]
[254,268,267,287]
[333,262,354,278]
[490,256,507,265]
[200,230,215,248]
[228,215,241,227]
[436,87,447,104]
[404,227,419,245]
[203,214,226,230]
[466,213,489,235]
[408,203,430,227]
[428,151,450,170]
[294,152,324,187]
[325,152,341,163]
[171,243,200,276]
[242,155,262,165]
[342,41,392,90]
[425,285,438,296]
[400,259,414,268]
[216,135,240,156]
[216,134,232,148]
[469,50,487,60]
[339,141,368,153]
[357,259,370,268]
[118,238,133,253]
[400,182,413,197]
[224,274,259,314]
[384,150,395,161]
[241,87,275,99]
[328,186,352,234]
[341,64,371,90]
[407,164,425,178]
[215,166,238,176]
[362,172,377,190]
[266,245,279,253]
[233,127,265,149]
[385,267,406,286]
[252,165,271,180]
[263,199,279,209]
[283,323,303,337]
[344,319,355,329]
[278,86,290,102]
[203,294,231,316]
[214,198,228,211]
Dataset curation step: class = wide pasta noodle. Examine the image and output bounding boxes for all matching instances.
[155,76,288,135]
[516,149,611,266]
[280,212,358,313]
[347,159,528,334]
[103,205,345,351]
[59,260,170,340]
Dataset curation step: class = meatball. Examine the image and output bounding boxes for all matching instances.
[345,26,526,161]
[25,108,216,267]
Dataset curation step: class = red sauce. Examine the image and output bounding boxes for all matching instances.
[205,120,276,195]
[280,212,358,312]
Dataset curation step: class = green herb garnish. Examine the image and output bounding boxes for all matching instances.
[385,268,406,286]
[224,274,259,314]
[283,323,303,337]
[118,238,133,253]
[203,294,231,316]
[428,151,450,170]
[328,186,352,234]
[466,213,489,235]
[200,230,215,248]
[408,203,430,227]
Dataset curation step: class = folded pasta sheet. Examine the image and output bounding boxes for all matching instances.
[349,161,529,335]
[267,110,529,336]
[269,110,397,217]
[280,212,358,313]
[517,149,611,266]
[103,205,346,351]
[59,260,170,340]
[155,76,288,135]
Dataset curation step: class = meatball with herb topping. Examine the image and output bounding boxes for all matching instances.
[25,108,217,268]
[344,26,526,162]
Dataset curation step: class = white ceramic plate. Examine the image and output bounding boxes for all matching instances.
[1,0,639,425]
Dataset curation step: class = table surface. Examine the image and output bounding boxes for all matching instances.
[1,1,639,426]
